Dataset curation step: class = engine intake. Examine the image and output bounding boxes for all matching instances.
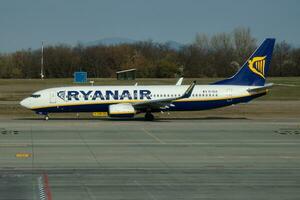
[109,103,135,118]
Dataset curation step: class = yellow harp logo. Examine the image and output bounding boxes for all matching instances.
[248,56,266,79]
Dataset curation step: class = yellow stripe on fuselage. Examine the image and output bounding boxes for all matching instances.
[110,111,136,115]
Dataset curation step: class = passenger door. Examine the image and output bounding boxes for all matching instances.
[49,91,56,103]
[226,88,232,102]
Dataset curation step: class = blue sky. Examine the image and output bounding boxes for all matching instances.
[0,0,299,52]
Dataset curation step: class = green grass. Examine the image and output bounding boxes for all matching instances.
[0,77,299,101]
[259,77,300,100]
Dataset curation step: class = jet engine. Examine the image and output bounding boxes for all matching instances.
[108,103,136,118]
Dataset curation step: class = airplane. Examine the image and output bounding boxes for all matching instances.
[20,38,275,121]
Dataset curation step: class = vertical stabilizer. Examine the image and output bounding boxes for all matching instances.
[213,38,275,86]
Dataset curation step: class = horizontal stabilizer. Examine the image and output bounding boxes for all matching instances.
[247,83,274,93]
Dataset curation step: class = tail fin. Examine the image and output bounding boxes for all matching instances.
[213,38,275,86]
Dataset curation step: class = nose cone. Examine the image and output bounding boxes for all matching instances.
[20,98,31,109]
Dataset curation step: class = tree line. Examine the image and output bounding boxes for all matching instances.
[0,27,299,79]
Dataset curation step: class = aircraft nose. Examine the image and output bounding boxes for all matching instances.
[20,98,31,109]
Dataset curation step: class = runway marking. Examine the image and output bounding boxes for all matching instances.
[77,131,102,167]
[43,173,52,200]
[142,128,165,144]
[38,176,46,200]
[2,142,300,146]
[21,166,300,172]
[280,156,294,159]
[0,144,29,147]
[15,153,31,158]
[37,174,52,200]
[134,180,157,200]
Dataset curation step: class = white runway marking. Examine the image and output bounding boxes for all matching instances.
[141,128,165,144]
[1,142,300,146]
[38,176,46,200]
[134,180,157,200]
[37,174,52,200]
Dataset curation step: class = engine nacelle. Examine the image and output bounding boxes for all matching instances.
[108,103,136,118]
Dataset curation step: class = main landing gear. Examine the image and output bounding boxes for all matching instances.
[145,112,154,121]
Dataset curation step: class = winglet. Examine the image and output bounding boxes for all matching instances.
[176,77,183,85]
[181,81,196,99]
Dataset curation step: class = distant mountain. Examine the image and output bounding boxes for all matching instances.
[84,37,184,51]
[85,37,137,47]
[164,40,184,51]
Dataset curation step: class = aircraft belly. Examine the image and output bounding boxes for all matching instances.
[34,103,109,113]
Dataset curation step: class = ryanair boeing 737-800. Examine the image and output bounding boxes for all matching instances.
[20,38,275,120]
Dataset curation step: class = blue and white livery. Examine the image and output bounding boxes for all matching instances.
[20,38,275,120]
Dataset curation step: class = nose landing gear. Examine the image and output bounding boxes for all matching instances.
[36,111,50,120]
[44,115,49,121]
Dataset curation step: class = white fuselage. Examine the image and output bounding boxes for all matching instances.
[20,84,266,115]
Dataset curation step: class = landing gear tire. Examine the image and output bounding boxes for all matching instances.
[145,113,154,121]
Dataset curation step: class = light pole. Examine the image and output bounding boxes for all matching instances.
[40,41,44,80]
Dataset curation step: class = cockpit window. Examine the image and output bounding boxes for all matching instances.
[30,94,41,98]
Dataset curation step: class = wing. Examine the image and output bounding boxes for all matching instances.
[133,81,196,110]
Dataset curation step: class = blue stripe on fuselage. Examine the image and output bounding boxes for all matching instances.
[33,92,266,114]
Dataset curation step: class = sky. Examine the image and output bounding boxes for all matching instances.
[0,0,299,52]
